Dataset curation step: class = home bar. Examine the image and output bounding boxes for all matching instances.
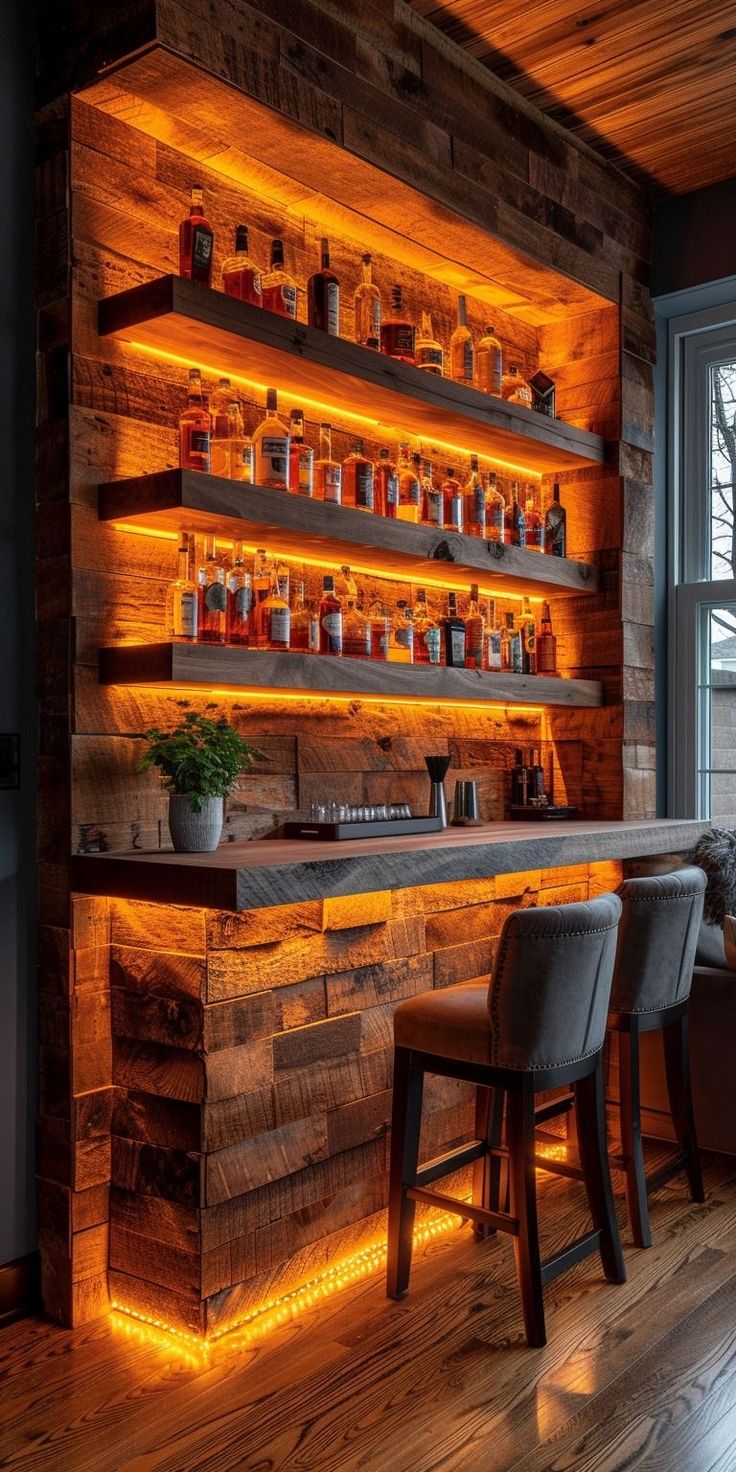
[7,0,736,1464]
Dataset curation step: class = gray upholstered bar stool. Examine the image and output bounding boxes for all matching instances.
[607,866,707,1249]
[386,894,625,1347]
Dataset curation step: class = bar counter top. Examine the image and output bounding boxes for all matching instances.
[71,817,711,912]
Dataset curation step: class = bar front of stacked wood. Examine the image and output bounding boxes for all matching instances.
[35,0,654,1325]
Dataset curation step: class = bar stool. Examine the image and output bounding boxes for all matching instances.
[386,894,625,1347]
[607,866,707,1248]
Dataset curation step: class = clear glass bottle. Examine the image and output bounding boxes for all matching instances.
[178,185,214,286]
[415,310,444,375]
[313,423,342,504]
[506,481,526,548]
[179,369,211,473]
[261,565,291,651]
[353,253,381,347]
[389,600,414,663]
[288,408,314,496]
[369,599,392,661]
[502,610,523,673]
[544,481,567,558]
[226,542,253,645]
[518,596,536,674]
[443,591,466,668]
[342,440,374,512]
[230,402,254,483]
[197,535,227,642]
[337,567,372,659]
[485,470,506,545]
[524,483,545,551]
[442,467,463,533]
[319,574,343,656]
[421,458,442,528]
[374,446,398,519]
[167,533,198,640]
[221,224,262,306]
[252,547,273,646]
[450,294,474,387]
[276,557,290,605]
[307,237,340,335]
[209,378,234,479]
[252,388,289,490]
[465,584,485,669]
[380,284,415,364]
[463,455,486,538]
[261,238,298,319]
[502,362,533,408]
[475,324,502,396]
[290,580,318,653]
[397,443,421,522]
[413,588,441,665]
[484,599,502,671]
[535,601,557,674]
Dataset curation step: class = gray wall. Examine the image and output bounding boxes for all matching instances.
[0,0,37,1264]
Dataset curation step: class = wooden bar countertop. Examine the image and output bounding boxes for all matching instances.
[71,818,711,912]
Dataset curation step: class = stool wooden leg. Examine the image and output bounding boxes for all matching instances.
[472,1086,505,1240]
[663,1013,705,1204]
[507,1082,546,1347]
[387,1046,424,1300]
[575,1063,626,1284]
[618,1026,652,1249]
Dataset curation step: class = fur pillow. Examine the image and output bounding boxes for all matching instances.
[687,828,736,926]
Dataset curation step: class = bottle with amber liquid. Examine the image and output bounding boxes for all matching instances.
[167,533,198,641]
[252,389,289,490]
[197,535,227,642]
[307,237,340,335]
[319,575,343,656]
[338,567,372,659]
[313,423,342,504]
[476,324,503,396]
[380,285,415,364]
[226,542,253,646]
[178,186,214,286]
[485,599,503,671]
[415,311,444,375]
[506,481,526,548]
[443,591,466,668]
[260,565,291,652]
[353,253,381,347]
[288,409,314,497]
[465,584,485,669]
[535,601,557,674]
[421,458,442,528]
[209,377,234,478]
[450,295,474,387]
[261,239,298,319]
[502,363,533,408]
[544,482,567,558]
[502,610,523,673]
[442,467,463,533]
[485,471,506,545]
[396,443,421,522]
[518,597,536,674]
[221,225,262,306]
[289,580,316,653]
[342,441,374,513]
[524,483,545,552]
[463,455,486,537]
[179,369,211,473]
[413,588,441,665]
[374,446,398,519]
[390,601,414,663]
[252,547,273,646]
[369,599,392,661]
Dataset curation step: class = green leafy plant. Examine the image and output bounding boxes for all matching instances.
[137,710,262,812]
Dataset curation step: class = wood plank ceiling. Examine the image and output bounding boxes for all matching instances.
[409,0,736,195]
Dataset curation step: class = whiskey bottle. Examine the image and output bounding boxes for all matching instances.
[342,440,374,513]
[262,239,298,319]
[524,483,545,552]
[289,580,316,653]
[252,547,273,646]
[465,584,485,669]
[449,294,474,387]
[261,565,291,652]
[544,482,567,558]
[288,408,314,496]
[313,423,342,504]
[396,443,421,522]
[518,597,536,674]
[443,592,466,668]
[484,599,502,670]
[415,310,444,375]
[463,455,486,538]
[226,543,253,645]
[421,458,442,528]
[380,284,416,364]
[197,535,227,642]
[227,400,252,482]
[502,611,523,673]
[167,533,198,640]
[475,325,503,396]
[221,225,262,306]
[179,369,211,473]
[535,601,557,674]
[413,588,441,665]
[353,253,381,348]
[390,601,414,663]
[501,363,533,408]
[442,467,464,533]
[307,237,340,335]
[209,377,234,478]
[178,186,214,287]
[319,575,343,656]
[485,470,506,545]
[511,748,528,806]
[252,388,289,490]
[276,558,290,605]
[338,567,372,659]
[374,446,398,519]
[506,481,526,548]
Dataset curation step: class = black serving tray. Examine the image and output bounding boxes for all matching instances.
[283,816,444,841]
[509,805,579,821]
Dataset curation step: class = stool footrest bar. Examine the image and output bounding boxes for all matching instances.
[533,1154,584,1181]
[541,1229,602,1285]
[406,1185,518,1236]
[414,1140,486,1188]
[534,1093,575,1124]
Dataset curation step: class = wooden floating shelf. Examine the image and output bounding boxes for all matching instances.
[98,642,603,708]
[100,469,600,599]
[98,277,607,474]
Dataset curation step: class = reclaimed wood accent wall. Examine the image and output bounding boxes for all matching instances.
[35,0,655,1325]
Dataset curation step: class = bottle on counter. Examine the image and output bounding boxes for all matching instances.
[535,601,557,674]
[260,564,291,651]
[313,422,342,505]
[502,610,523,673]
[380,284,416,364]
[261,238,298,319]
[287,408,314,497]
[463,455,486,538]
[221,225,262,305]
[415,310,444,375]
[252,547,273,645]
[449,294,474,387]
[465,584,485,669]
[167,533,198,641]
[252,388,289,490]
[544,482,567,558]
[342,440,374,513]
[178,185,214,286]
[484,599,502,671]
[374,446,399,518]
[307,237,340,336]
[179,369,211,473]
[475,324,503,396]
[353,253,381,348]
[413,588,441,665]
[319,574,343,656]
[226,542,253,646]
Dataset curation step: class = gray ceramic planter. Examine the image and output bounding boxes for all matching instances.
[168,794,224,852]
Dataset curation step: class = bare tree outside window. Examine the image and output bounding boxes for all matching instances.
[710,362,736,578]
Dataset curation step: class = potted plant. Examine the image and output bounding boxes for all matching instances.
[137,709,262,852]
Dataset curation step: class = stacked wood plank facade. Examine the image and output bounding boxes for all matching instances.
[35,0,655,1327]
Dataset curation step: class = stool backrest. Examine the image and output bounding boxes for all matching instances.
[611,866,707,1015]
[488,893,622,1071]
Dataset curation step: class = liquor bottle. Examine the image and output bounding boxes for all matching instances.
[518,597,536,674]
[476,325,502,396]
[290,580,318,653]
[178,186,214,286]
[338,567,372,659]
[443,591,466,668]
[276,557,290,605]
[374,446,398,519]
[527,747,546,803]
[535,601,557,674]
[463,455,486,538]
[313,423,342,504]
[524,483,545,552]
[390,601,414,663]
[485,470,506,544]
[319,574,343,656]
[226,400,252,482]
[179,369,211,473]
[396,443,421,522]
[307,237,340,335]
[261,238,298,319]
[413,588,441,665]
[511,748,528,806]
[369,599,392,661]
[465,584,485,669]
[421,458,442,528]
[442,468,464,533]
[167,533,198,640]
[502,611,523,673]
[226,543,253,645]
[260,565,291,651]
[484,599,502,670]
[506,481,526,548]
[342,441,374,512]
[449,294,474,387]
[415,310,444,375]
[380,284,415,364]
[353,253,381,348]
[544,482,567,558]
[288,408,314,496]
[221,225,262,306]
[197,535,227,642]
[252,547,273,645]
[208,378,233,478]
[252,388,289,489]
[502,363,533,408]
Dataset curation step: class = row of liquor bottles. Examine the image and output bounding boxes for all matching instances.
[178,188,552,411]
[179,374,567,555]
[167,537,559,675]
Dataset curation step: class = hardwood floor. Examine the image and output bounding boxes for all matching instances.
[4,1151,736,1471]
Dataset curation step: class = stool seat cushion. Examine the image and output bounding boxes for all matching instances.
[394,979,492,1065]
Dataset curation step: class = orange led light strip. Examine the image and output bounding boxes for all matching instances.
[123,683,544,716]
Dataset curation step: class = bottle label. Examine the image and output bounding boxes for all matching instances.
[191,225,213,272]
[308,615,320,653]
[470,488,486,530]
[385,472,399,508]
[486,631,502,670]
[449,626,466,666]
[322,610,343,654]
[395,625,414,655]
[402,477,421,507]
[223,266,262,304]
[389,325,414,357]
[234,585,253,619]
[263,283,297,318]
[269,607,290,645]
[326,281,340,335]
[416,346,443,370]
[461,342,473,381]
[510,631,523,672]
[426,490,443,525]
[205,581,227,613]
[424,627,441,664]
[258,436,288,480]
[190,431,210,456]
[175,591,198,638]
[297,449,313,493]
[536,637,556,673]
[355,465,374,511]
[322,466,342,504]
[368,299,381,338]
[447,495,463,532]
